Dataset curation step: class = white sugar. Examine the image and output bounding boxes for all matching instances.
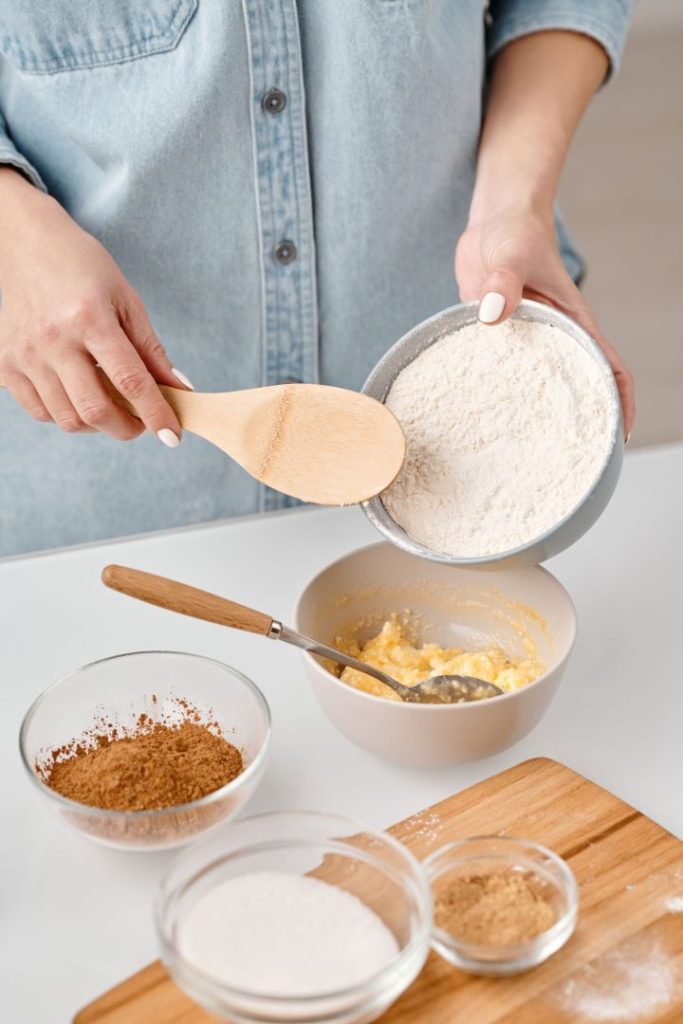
[178,871,399,996]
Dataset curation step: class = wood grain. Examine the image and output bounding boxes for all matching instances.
[74,759,683,1024]
[172,383,406,506]
[101,565,273,636]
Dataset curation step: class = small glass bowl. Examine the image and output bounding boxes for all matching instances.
[19,651,271,851]
[422,836,578,976]
[156,811,433,1023]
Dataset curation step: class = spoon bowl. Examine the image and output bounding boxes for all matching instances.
[404,675,503,704]
[159,382,405,505]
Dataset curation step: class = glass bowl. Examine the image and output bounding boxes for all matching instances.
[422,836,578,976]
[19,651,271,851]
[156,811,432,1023]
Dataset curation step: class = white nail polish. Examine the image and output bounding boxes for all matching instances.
[478,292,506,324]
[172,367,195,390]
[158,428,180,448]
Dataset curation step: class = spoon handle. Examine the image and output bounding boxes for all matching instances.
[101,565,273,636]
[101,564,409,695]
[97,374,194,426]
[273,624,406,691]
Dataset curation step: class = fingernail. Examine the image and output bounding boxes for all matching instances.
[478,292,506,324]
[625,431,631,447]
[158,428,180,448]
[171,367,195,390]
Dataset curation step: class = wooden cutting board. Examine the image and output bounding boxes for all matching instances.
[74,758,683,1023]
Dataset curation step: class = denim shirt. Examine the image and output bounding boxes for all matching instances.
[0,0,632,555]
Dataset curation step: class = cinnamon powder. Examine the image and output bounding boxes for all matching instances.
[434,870,556,946]
[43,712,243,812]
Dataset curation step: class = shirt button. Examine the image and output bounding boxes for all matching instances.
[274,240,297,265]
[262,89,287,114]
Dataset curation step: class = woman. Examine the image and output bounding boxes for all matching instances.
[0,1,635,555]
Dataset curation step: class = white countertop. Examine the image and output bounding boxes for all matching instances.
[2,443,682,1023]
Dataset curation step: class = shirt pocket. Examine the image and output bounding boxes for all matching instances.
[0,0,197,74]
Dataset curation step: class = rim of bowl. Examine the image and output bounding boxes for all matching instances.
[156,808,433,1006]
[422,834,579,958]
[18,650,272,820]
[362,299,623,566]
[293,541,577,711]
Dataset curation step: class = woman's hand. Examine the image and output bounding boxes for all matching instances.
[0,168,189,445]
[455,205,635,436]
[459,30,635,437]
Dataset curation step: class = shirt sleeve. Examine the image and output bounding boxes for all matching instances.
[486,0,635,78]
[0,109,46,191]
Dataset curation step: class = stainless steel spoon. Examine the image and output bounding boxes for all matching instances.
[101,565,503,705]
[269,621,502,703]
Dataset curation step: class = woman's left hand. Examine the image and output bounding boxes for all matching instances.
[455,207,635,437]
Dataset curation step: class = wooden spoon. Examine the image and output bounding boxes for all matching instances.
[0,376,405,505]
[155,383,405,504]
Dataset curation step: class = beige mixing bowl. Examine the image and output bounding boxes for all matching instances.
[295,543,576,767]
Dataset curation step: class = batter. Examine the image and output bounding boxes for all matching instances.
[337,617,542,701]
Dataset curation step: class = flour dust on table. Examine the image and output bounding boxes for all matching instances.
[557,937,676,1021]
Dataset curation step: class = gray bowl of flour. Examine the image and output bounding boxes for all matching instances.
[362,299,623,569]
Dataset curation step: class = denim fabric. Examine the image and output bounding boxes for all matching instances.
[0,0,632,555]
[487,0,633,75]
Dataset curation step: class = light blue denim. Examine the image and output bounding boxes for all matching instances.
[0,0,632,555]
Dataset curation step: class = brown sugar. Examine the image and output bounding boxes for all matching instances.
[44,716,243,812]
[434,870,556,946]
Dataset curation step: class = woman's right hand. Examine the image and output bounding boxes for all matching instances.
[0,167,187,445]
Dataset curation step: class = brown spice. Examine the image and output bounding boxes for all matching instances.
[44,718,243,812]
[434,870,556,946]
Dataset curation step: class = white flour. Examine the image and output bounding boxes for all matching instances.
[383,318,615,557]
[557,940,676,1021]
[179,870,399,996]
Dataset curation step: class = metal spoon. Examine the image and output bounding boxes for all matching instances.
[101,565,503,705]
[269,620,502,704]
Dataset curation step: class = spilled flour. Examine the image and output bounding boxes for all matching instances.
[558,939,676,1021]
[399,809,443,848]
[383,317,616,557]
